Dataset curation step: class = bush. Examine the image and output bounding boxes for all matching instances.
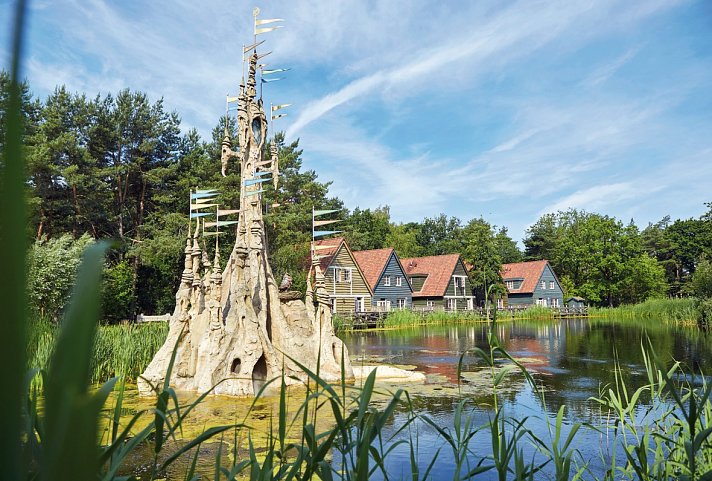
[27,233,94,320]
[102,260,134,323]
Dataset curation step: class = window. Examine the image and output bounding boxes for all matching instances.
[447,298,457,311]
[536,298,546,306]
[397,298,406,309]
[396,276,402,287]
[354,297,364,312]
[549,281,555,289]
[551,298,560,308]
[384,276,391,286]
[540,280,546,289]
[343,269,351,282]
[376,299,391,311]
[505,280,515,290]
[331,298,337,313]
[426,300,434,308]
[466,298,474,310]
[497,298,504,309]
[454,276,465,288]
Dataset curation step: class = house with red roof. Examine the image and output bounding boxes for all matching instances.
[401,254,475,311]
[353,248,413,311]
[312,237,373,314]
[501,260,563,307]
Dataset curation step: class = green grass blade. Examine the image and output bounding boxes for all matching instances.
[42,242,109,481]
[0,0,29,478]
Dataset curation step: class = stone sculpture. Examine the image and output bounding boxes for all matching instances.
[138,48,353,397]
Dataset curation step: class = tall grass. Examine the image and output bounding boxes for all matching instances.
[383,309,485,328]
[591,298,698,325]
[27,317,168,385]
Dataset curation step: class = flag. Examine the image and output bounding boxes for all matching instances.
[194,197,218,204]
[190,203,218,210]
[217,209,241,216]
[271,114,287,120]
[255,26,282,35]
[313,230,342,238]
[255,18,284,26]
[261,77,283,83]
[312,244,336,251]
[257,51,272,60]
[254,171,272,177]
[244,190,265,196]
[190,212,212,218]
[263,68,290,75]
[226,95,239,103]
[313,209,339,217]
[271,103,291,111]
[191,192,217,200]
[244,178,270,186]
[205,220,239,228]
[243,39,265,54]
[313,219,341,227]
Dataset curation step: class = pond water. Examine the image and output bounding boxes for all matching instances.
[339,318,712,479]
[113,318,712,479]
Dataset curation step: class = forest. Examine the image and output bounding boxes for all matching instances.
[1,72,710,322]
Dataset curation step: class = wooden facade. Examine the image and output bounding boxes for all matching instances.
[502,260,564,307]
[353,248,413,310]
[314,237,373,314]
[402,254,475,311]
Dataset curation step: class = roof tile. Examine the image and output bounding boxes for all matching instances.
[401,254,462,297]
[501,260,550,294]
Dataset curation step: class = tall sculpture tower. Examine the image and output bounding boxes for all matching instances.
[139,26,353,396]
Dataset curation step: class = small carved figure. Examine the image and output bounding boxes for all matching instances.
[279,273,293,291]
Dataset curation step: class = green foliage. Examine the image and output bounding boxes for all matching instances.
[524,209,667,306]
[590,297,698,325]
[343,205,391,251]
[27,233,94,320]
[385,222,423,258]
[691,257,712,325]
[101,260,135,323]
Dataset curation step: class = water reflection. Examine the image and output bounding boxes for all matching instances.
[340,318,712,478]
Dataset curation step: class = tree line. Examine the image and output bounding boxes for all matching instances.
[2,72,710,321]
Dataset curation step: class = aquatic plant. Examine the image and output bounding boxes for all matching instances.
[590,298,698,325]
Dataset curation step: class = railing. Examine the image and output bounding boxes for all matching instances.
[136,313,171,323]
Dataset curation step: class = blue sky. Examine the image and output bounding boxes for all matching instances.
[2,0,711,243]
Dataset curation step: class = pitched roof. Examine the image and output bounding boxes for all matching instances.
[353,248,396,291]
[312,237,345,272]
[401,254,462,297]
[501,260,550,294]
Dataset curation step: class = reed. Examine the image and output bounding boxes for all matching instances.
[590,297,698,325]
[27,317,168,387]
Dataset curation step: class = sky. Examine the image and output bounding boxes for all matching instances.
[2,0,711,243]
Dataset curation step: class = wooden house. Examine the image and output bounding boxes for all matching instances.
[565,296,586,308]
[313,237,372,314]
[353,248,413,311]
[401,254,475,311]
[501,260,564,307]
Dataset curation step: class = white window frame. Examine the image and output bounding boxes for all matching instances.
[384,276,391,286]
[447,298,457,311]
[497,298,504,309]
[397,298,406,309]
[505,280,515,290]
[376,299,391,311]
[466,298,474,310]
[426,300,434,308]
[549,281,555,289]
[343,268,352,282]
[396,276,402,287]
[540,280,546,289]
[551,298,560,308]
[536,298,546,306]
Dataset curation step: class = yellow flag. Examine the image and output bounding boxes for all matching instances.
[255,18,284,26]
[271,103,291,111]
[255,26,282,35]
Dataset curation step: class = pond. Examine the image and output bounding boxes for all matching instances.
[339,318,712,479]
[112,318,712,479]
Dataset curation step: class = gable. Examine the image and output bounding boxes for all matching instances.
[325,242,373,296]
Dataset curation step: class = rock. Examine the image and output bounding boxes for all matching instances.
[352,365,426,383]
